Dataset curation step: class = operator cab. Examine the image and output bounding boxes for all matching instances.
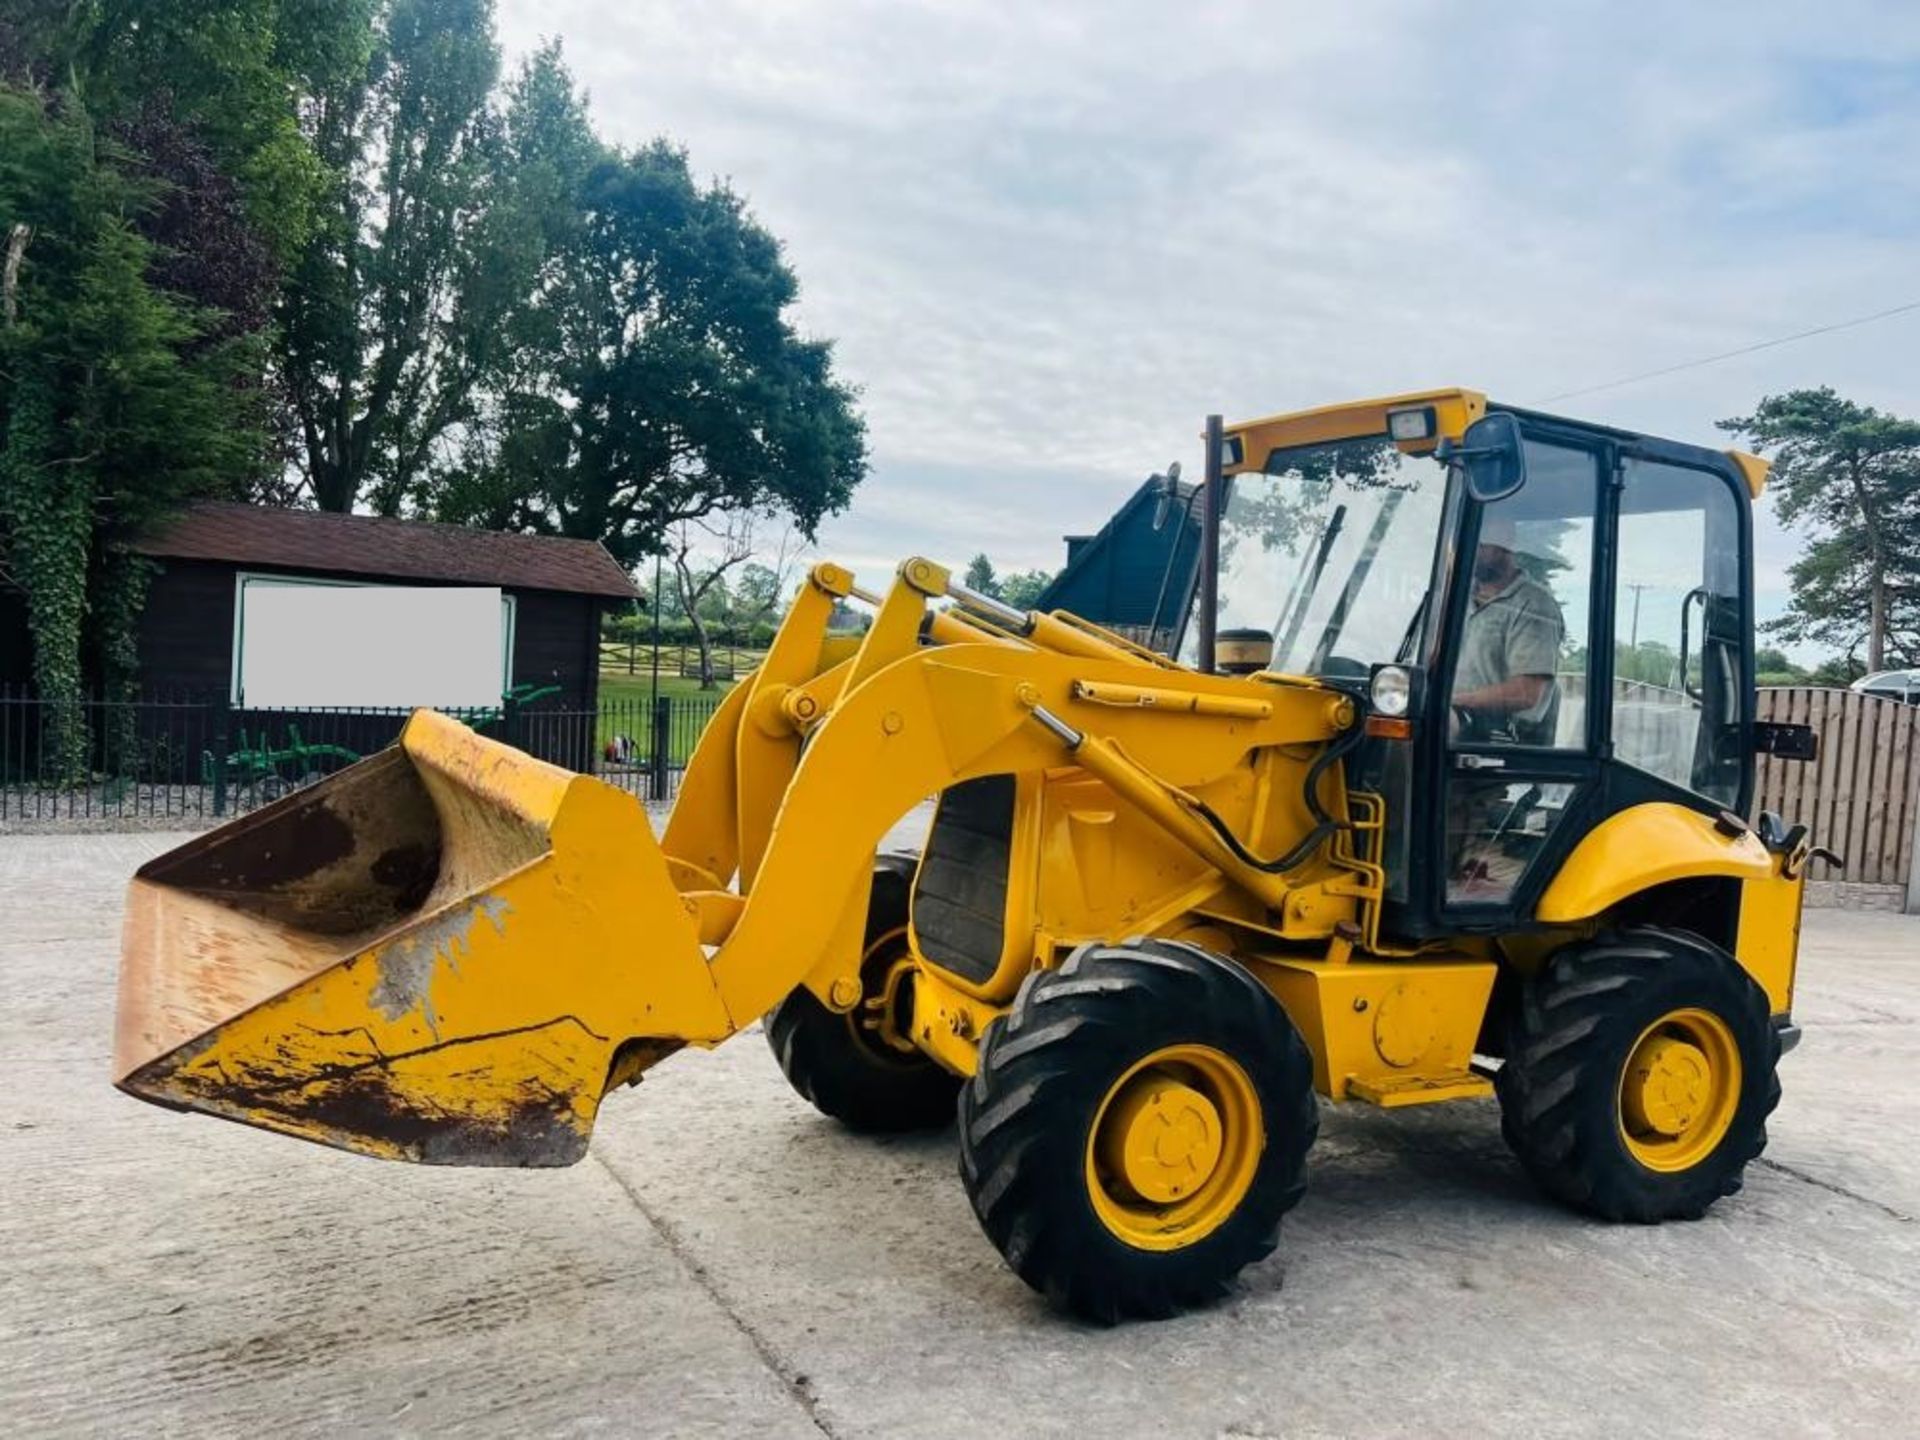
[1187,389,1776,941]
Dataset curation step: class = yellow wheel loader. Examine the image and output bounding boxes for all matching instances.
[115,387,1826,1322]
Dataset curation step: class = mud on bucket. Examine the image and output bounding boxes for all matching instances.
[114,709,723,1166]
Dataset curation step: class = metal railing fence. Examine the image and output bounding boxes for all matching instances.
[0,685,724,823]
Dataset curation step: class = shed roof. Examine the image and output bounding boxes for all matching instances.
[131,501,638,599]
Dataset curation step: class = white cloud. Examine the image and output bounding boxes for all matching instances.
[498,1,1920,654]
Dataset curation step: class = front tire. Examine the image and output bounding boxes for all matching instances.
[765,854,961,1133]
[958,939,1318,1323]
[1496,927,1780,1222]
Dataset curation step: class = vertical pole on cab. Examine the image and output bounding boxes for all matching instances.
[1199,413,1224,673]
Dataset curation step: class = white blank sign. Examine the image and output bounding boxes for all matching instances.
[235,580,508,709]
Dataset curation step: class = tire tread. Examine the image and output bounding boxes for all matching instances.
[764,854,961,1133]
[957,938,1318,1322]
[1495,925,1780,1223]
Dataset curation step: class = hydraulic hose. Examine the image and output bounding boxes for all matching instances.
[1183,706,1368,875]
[1022,685,1367,882]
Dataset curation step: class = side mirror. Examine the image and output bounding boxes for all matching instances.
[1150,460,1183,529]
[1438,412,1528,502]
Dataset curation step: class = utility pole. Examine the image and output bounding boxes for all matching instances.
[1627,583,1648,652]
[648,552,669,801]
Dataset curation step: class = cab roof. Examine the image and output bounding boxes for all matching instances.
[1223,387,1769,498]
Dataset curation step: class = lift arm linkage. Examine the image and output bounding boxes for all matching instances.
[111,555,1363,1168]
[673,557,1361,1024]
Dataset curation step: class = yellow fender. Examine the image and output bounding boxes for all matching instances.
[1535,802,1772,923]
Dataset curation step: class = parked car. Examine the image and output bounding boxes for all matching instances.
[1851,669,1920,705]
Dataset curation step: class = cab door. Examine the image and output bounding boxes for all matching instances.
[1430,427,1608,925]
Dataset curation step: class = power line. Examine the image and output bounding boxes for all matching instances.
[1534,297,1920,405]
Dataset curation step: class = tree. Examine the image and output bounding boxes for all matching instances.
[2,3,870,741]
[666,513,761,689]
[277,0,516,513]
[1,87,261,776]
[725,531,801,640]
[1613,639,1681,688]
[730,563,784,627]
[999,569,1053,610]
[36,0,368,264]
[963,553,1001,599]
[960,560,1050,610]
[427,40,603,527]
[1721,389,1920,672]
[1,0,354,741]
[0,4,64,88]
[1806,653,1868,688]
[437,132,867,565]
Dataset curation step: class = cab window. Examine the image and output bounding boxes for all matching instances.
[1447,440,1597,749]
[1612,460,1745,808]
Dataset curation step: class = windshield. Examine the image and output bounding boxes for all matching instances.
[1188,436,1452,677]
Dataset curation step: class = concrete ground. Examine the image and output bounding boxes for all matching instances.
[2,833,1915,1440]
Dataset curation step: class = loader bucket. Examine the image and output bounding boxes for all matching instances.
[114,710,729,1166]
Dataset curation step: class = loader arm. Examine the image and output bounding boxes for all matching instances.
[702,635,1352,1023]
[662,559,1022,894]
[660,561,855,889]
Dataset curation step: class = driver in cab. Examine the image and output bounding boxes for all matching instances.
[1450,513,1564,746]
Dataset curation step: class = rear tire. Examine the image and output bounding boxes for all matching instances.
[958,938,1317,1323]
[1496,926,1780,1222]
[765,854,961,1133]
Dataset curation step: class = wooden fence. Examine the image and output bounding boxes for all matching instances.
[1754,687,1920,894]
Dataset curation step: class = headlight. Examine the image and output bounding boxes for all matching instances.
[1370,665,1412,717]
[1386,406,1436,442]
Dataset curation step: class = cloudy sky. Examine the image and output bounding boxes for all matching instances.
[497,0,1920,654]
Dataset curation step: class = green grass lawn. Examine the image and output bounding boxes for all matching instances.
[594,646,773,765]
[598,671,736,705]
[595,670,736,766]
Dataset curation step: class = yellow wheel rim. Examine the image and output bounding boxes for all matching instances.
[1617,1008,1742,1172]
[1085,1044,1263,1251]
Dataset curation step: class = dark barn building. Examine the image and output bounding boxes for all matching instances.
[127,502,634,699]
[118,502,635,771]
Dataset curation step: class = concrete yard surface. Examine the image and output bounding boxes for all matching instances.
[2,832,1916,1439]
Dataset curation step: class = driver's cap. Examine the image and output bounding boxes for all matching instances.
[1479,514,1518,550]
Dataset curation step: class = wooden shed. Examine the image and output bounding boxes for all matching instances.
[124,502,635,706]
